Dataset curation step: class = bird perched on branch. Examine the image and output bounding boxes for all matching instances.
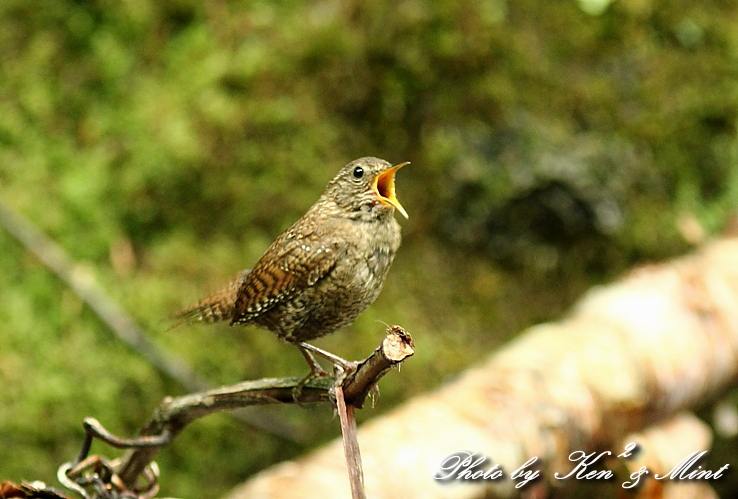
[174,157,408,379]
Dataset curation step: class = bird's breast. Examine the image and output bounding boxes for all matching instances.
[336,216,400,296]
[269,216,401,342]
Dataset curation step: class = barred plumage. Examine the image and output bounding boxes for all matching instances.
[173,270,250,326]
[174,157,407,368]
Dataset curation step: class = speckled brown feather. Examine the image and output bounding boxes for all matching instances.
[172,270,250,325]
[231,220,344,320]
[174,157,405,344]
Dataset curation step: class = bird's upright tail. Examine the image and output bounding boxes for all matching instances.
[170,270,250,328]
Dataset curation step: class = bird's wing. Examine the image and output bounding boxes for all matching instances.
[230,222,345,324]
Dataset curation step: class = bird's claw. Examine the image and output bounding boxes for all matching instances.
[294,342,360,403]
[292,365,330,402]
[326,360,360,402]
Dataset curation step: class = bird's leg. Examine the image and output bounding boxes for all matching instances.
[292,344,330,401]
[292,343,359,402]
[297,344,330,377]
[298,342,358,373]
[300,342,360,402]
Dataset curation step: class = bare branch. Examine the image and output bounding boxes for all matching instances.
[335,384,366,499]
[343,325,415,408]
[59,326,414,495]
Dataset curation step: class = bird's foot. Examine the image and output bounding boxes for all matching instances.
[295,342,360,402]
[292,344,335,402]
[292,366,330,402]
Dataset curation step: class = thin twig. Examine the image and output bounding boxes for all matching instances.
[58,327,414,497]
[343,325,415,407]
[91,326,414,489]
[335,384,365,499]
[0,201,299,442]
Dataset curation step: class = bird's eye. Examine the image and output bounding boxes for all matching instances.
[352,166,364,179]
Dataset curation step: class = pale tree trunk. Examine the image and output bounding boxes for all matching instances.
[225,238,738,498]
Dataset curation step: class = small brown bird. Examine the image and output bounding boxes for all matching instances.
[175,157,408,377]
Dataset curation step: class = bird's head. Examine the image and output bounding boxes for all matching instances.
[323,157,409,221]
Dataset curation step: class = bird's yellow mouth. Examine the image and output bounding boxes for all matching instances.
[373,162,409,219]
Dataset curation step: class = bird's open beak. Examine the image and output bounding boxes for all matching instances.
[373,162,409,219]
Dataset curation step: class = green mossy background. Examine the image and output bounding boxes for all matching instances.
[1,0,737,496]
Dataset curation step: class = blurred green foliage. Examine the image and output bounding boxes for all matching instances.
[1,0,737,496]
